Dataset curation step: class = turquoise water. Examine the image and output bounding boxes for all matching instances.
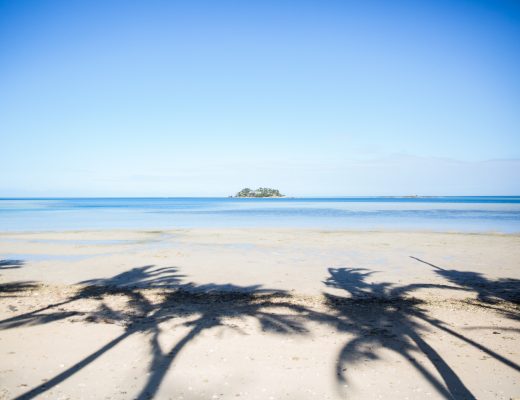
[0,197,519,233]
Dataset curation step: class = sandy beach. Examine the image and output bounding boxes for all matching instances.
[3,0,519,397]
[1,229,519,399]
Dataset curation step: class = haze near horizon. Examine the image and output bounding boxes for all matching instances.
[1,0,519,196]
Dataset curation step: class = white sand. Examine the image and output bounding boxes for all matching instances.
[0,229,519,399]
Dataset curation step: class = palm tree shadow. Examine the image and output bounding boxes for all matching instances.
[2,265,315,400]
[0,281,38,298]
[0,259,25,270]
[410,256,520,305]
[5,262,518,399]
[0,260,35,299]
[135,287,310,400]
[324,266,520,400]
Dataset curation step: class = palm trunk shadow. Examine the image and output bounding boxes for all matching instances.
[334,314,475,399]
[136,321,206,400]
[324,267,482,399]
[14,330,134,400]
[405,323,476,399]
[416,313,520,372]
[5,265,320,399]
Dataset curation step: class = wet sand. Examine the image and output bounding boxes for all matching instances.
[0,229,519,399]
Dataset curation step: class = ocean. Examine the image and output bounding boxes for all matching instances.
[0,197,519,233]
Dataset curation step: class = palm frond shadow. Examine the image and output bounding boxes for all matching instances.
[0,259,25,269]
[0,281,38,298]
[2,265,316,400]
[410,256,520,305]
[0,260,34,299]
[324,266,520,400]
[3,262,519,400]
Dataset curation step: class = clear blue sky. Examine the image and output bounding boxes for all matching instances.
[1,0,519,196]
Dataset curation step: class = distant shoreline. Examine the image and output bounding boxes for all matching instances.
[1,195,520,200]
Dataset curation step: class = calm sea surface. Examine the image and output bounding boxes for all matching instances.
[1,197,519,233]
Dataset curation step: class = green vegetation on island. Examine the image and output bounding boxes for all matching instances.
[235,187,284,198]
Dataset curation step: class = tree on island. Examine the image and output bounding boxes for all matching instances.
[235,187,284,197]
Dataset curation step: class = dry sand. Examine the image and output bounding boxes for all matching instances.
[0,229,519,399]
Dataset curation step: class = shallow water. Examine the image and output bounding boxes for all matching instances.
[0,197,519,233]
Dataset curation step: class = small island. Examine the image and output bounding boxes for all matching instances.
[234,187,284,198]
